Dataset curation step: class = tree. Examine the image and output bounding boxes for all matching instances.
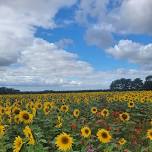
[110,78,132,91]
[110,80,121,91]
[131,78,143,90]
[0,87,20,94]
[144,75,152,90]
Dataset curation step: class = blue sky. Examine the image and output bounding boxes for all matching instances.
[0,0,152,90]
[35,9,139,71]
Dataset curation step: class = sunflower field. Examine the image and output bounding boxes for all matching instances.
[0,91,152,152]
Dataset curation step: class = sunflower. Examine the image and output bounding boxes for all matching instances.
[29,102,35,110]
[13,136,23,152]
[118,138,126,145]
[146,129,152,140]
[0,107,5,115]
[32,108,36,117]
[8,116,13,124]
[55,116,63,128]
[81,126,91,138]
[19,111,33,124]
[101,109,109,117]
[128,101,135,108]
[55,132,73,151]
[5,107,11,116]
[23,126,35,145]
[44,102,51,108]
[91,107,97,114]
[35,102,43,109]
[0,125,5,137]
[96,129,112,143]
[14,115,20,124]
[73,109,80,118]
[12,107,21,116]
[43,107,50,115]
[49,102,55,108]
[119,112,130,122]
[60,105,69,113]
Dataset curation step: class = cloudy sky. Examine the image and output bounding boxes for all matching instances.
[0,0,152,91]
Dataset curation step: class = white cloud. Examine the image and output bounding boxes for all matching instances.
[107,40,152,70]
[75,0,152,48]
[113,0,152,34]
[55,38,74,49]
[0,0,77,66]
[0,0,77,28]
[0,38,94,88]
[1,37,151,90]
[1,38,151,90]
[85,25,114,48]
[75,0,108,25]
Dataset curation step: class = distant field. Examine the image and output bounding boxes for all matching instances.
[0,91,152,152]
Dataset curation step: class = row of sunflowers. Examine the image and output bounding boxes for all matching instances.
[0,91,152,152]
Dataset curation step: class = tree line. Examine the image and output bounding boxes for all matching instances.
[110,75,152,91]
[0,87,20,94]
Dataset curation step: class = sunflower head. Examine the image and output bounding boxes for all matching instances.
[118,138,126,145]
[0,125,5,137]
[13,136,23,152]
[119,112,130,122]
[23,126,35,145]
[19,111,33,124]
[43,106,50,115]
[0,107,5,115]
[91,107,97,114]
[55,116,63,128]
[101,109,109,117]
[5,107,11,116]
[49,102,55,108]
[81,127,91,138]
[73,109,80,118]
[147,129,152,140]
[14,115,20,124]
[60,105,69,113]
[55,132,73,151]
[128,101,135,108]
[96,129,112,143]
[35,102,43,109]
[12,107,21,115]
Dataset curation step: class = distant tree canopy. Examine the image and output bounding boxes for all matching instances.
[110,75,152,91]
[143,75,152,90]
[132,78,143,90]
[110,78,133,91]
[0,87,20,94]
[110,78,144,91]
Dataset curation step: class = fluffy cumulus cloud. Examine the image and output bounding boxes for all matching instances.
[1,37,150,90]
[76,0,152,47]
[75,0,152,73]
[3,37,149,90]
[0,0,93,90]
[107,40,152,70]
[0,38,93,88]
[75,0,113,48]
[113,0,152,34]
[75,0,108,25]
[0,0,77,66]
